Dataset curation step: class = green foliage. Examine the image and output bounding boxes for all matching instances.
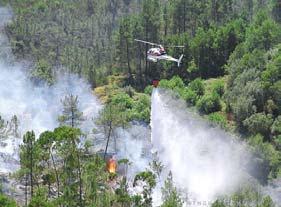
[261,196,275,207]
[111,93,134,109]
[20,131,39,199]
[212,185,276,207]
[226,42,281,141]
[115,178,131,206]
[225,66,264,127]
[190,19,245,78]
[134,171,156,189]
[211,200,226,207]
[230,185,267,207]
[249,134,281,179]
[6,0,143,85]
[187,59,198,74]
[160,76,185,90]
[53,126,82,143]
[27,126,121,207]
[189,78,205,96]
[272,116,281,136]
[149,155,163,179]
[161,172,183,207]
[58,94,84,128]
[6,1,281,206]
[31,59,54,85]
[225,16,281,133]
[181,88,197,105]
[208,112,227,128]
[0,116,9,138]
[262,52,281,87]
[243,113,274,138]
[52,126,83,206]
[159,77,202,106]
[144,85,153,95]
[272,0,281,23]
[28,188,55,207]
[83,155,110,207]
[244,11,281,52]
[262,46,281,116]
[197,92,221,114]
[269,80,281,114]
[131,94,151,122]
[0,193,17,207]
[123,85,135,97]
[212,80,225,97]
[98,86,151,123]
[133,171,156,206]
[0,115,20,138]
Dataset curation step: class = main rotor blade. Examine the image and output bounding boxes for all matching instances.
[134,39,185,48]
[134,39,160,46]
[165,46,185,48]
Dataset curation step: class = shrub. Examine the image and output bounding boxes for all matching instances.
[249,134,281,179]
[197,92,221,114]
[159,79,170,89]
[208,112,227,128]
[123,85,135,97]
[31,59,54,85]
[111,93,133,109]
[271,116,281,136]
[189,78,205,96]
[181,88,197,105]
[212,80,225,97]
[144,85,153,95]
[167,76,185,89]
[159,76,185,90]
[131,94,150,122]
[0,193,17,207]
[243,113,273,138]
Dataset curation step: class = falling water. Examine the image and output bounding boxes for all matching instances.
[151,88,257,205]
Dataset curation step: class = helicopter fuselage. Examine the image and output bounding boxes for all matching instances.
[134,39,183,67]
[147,47,166,56]
[147,48,179,64]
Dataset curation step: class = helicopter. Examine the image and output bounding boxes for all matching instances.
[134,39,184,67]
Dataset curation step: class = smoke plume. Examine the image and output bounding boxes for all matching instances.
[0,7,101,173]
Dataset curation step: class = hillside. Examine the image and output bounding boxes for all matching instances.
[0,0,280,207]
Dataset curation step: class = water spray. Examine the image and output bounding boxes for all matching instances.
[151,88,254,205]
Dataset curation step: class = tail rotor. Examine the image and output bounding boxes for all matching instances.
[177,55,184,67]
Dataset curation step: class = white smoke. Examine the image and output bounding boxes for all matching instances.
[116,123,151,178]
[0,7,102,173]
[151,88,253,205]
[0,66,101,134]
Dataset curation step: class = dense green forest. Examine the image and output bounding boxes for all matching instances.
[0,0,281,206]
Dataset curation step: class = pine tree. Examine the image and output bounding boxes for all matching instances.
[97,103,125,158]
[118,17,134,85]
[10,115,19,137]
[0,116,10,138]
[58,94,84,128]
[20,131,38,203]
[54,126,83,207]
[37,131,60,198]
[272,0,281,23]
[161,171,183,207]
[141,0,162,79]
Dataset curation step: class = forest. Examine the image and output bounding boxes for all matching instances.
[0,0,281,206]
